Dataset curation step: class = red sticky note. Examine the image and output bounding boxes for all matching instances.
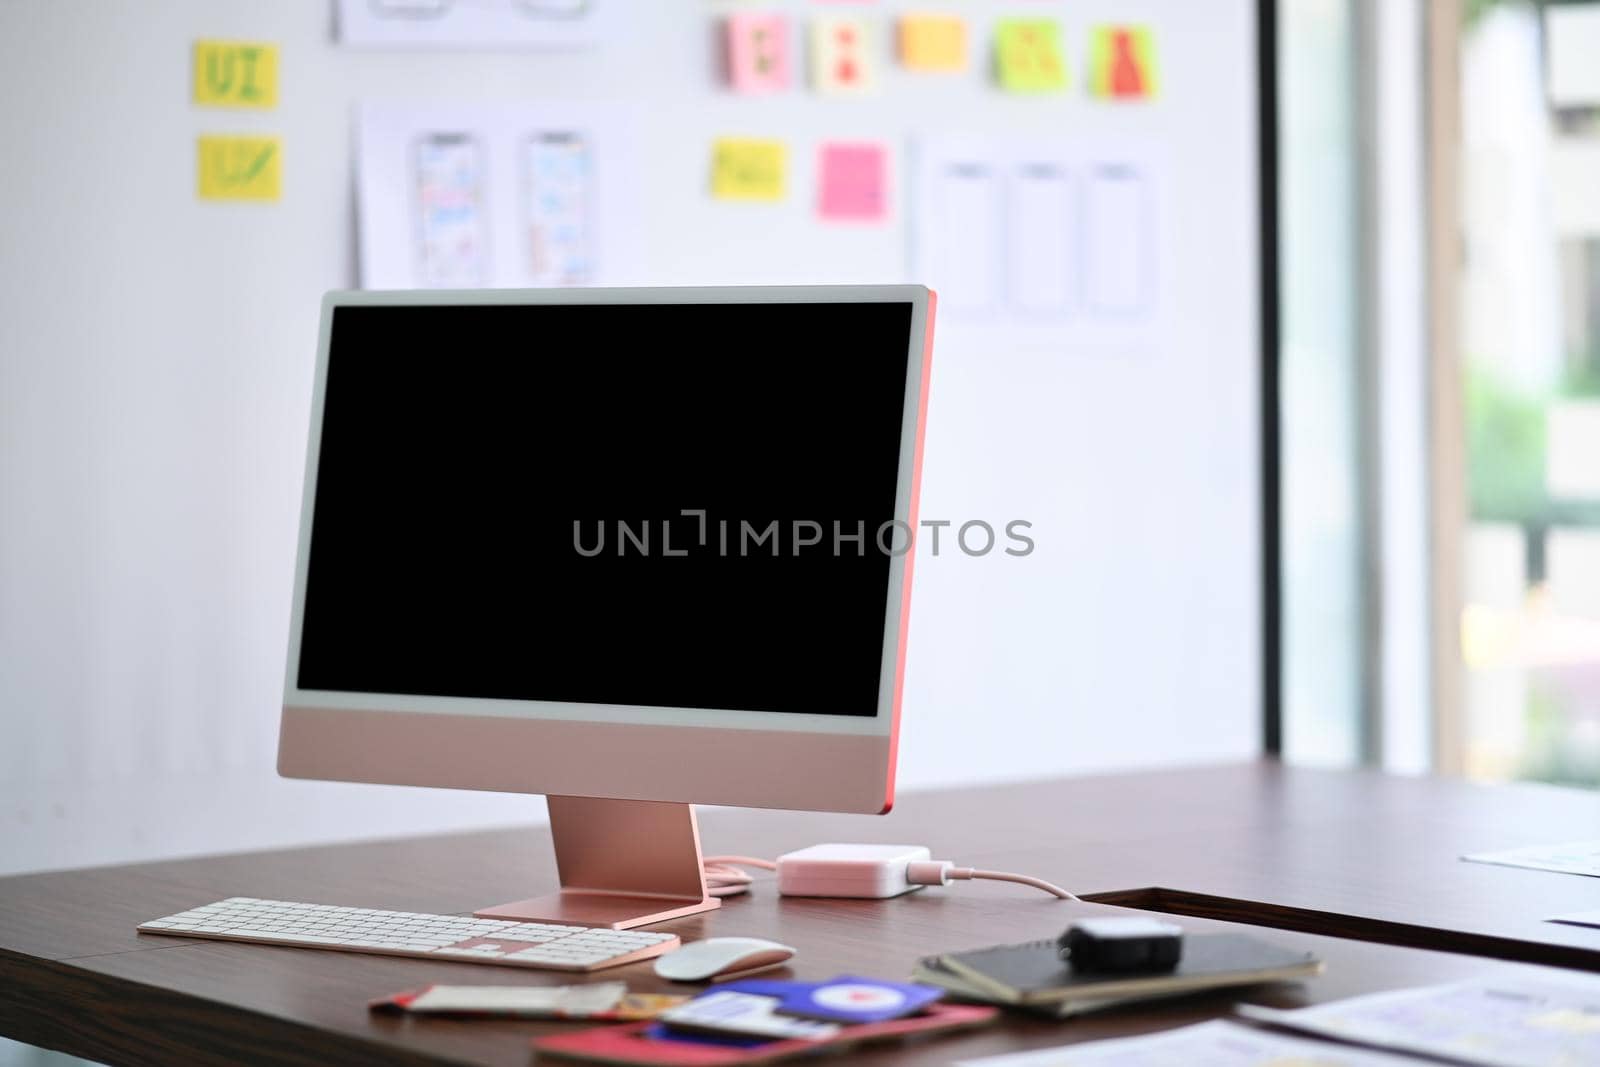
[818,142,887,222]
[727,14,791,94]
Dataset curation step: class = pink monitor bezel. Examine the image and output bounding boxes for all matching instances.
[279,285,935,815]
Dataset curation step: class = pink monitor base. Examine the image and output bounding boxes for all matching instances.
[473,795,720,929]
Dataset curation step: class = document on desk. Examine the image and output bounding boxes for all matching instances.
[953,1019,1424,1065]
[1237,976,1600,1067]
[1462,839,1600,877]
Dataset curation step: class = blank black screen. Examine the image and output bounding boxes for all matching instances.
[296,301,914,716]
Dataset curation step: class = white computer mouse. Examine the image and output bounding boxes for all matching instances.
[653,936,797,982]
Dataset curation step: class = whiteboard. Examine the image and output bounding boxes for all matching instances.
[0,0,1270,875]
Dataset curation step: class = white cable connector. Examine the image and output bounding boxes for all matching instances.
[704,844,1078,902]
[702,855,778,898]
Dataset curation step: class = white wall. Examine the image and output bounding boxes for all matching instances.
[0,1,1264,875]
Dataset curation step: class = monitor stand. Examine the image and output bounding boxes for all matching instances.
[474,795,722,930]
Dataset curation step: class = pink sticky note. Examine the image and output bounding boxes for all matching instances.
[818,142,887,222]
[726,14,791,94]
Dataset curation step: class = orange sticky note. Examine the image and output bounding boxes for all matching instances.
[811,16,875,95]
[818,142,887,222]
[898,14,967,73]
[726,14,791,94]
[1089,25,1159,99]
[995,18,1066,93]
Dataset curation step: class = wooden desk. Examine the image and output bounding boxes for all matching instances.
[1075,765,1600,970]
[693,762,1600,970]
[3,762,1598,1064]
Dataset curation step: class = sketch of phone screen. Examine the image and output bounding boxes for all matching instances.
[1083,164,1152,317]
[514,0,590,18]
[414,133,487,289]
[1008,162,1073,317]
[934,161,1001,315]
[523,132,592,286]
[371,0,452,17]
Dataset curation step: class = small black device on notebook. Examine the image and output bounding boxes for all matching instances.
[1058,917,1184,974]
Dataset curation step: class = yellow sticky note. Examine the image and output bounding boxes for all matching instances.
[193,40,278,108]
[711,138,786,202]
[899,14,967,73]
[995,19,1066,93]
[197,135,281,202]
[1089,26,1159,99]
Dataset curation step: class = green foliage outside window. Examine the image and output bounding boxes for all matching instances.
[1466,364,1600,526]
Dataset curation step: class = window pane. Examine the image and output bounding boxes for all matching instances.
[1458,2,1600,787]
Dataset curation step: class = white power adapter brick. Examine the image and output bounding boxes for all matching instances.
[775,843,933,899]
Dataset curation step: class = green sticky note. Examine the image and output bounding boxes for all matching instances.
[995,18,1066,93]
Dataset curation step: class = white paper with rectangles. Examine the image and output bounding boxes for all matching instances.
[914,138,1161,337]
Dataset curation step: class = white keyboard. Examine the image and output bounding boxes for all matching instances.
[137,897,679,972]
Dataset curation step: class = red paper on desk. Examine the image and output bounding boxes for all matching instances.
[531,1002,997,1065]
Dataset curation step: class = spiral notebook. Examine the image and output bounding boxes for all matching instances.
[935,933,1322,1007]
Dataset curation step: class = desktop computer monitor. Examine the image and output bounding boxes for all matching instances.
[279,285,935,928]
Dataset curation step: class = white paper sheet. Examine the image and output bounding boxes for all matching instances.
[1009,162,1074,317]
[954,1019,1426,1066]
[1238,977,1600,1067]
[1463,840,1600,878]
[404,982,626,1014]
[337,0,607,49]
[1083,165,1152,317]
[357,102,640,290]
[919,146,1002,317]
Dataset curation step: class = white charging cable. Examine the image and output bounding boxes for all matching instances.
[904,860,1079,901]
[702,853,1078,901]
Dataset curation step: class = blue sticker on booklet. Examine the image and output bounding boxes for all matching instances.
[719,976,944,1024]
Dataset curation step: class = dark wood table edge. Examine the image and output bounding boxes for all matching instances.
[0,946,469,1067]
[1084,887,1600,974]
